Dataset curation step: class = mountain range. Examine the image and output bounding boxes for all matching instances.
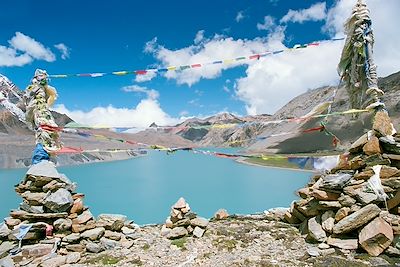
[1,70,399,168]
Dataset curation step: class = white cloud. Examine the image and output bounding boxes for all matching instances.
[194,30,205,44]
[121,84,160,100]
[257,16,277,31]
[236,11,245,22]
[134,71,157,83]
[54,98,180,128]
[54,43,70,59]
[9,32,55,61]
[0,32,56,67]
[280,2,327,24]
[144,37,158,53]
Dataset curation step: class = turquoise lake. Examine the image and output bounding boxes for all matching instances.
[0,150,312,225]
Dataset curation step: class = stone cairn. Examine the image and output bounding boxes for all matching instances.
[161,197,209,239]
[284,111,400,257]
[0,160,139,266]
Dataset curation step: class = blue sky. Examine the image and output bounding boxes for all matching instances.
[1,0,399,127]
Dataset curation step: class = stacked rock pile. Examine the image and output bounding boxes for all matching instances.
[0,160,139,266]
[284,111,400,257]
[162,197,209,239]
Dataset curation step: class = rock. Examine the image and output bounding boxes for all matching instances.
[0,256,14,267]
[193,226,205,238]
[343,183,364,197]
[354,170,374,180]
[44,188,73,212]
[100,237,120,250]
[359,217,394,256]
[26,160,60,179]
[387,190,400,210]
[0,241,15,258]
[70,198,84,214]
[349,156,365,170]
[363,136,382,155]
[312,190,340,201]
[354,189,378,205]
[43,180,65,193]
[364,154,391,167]
[320,248,336,256]
[104,230,122,241]
[40,255,66,267]
[81,227,105,241]
[338,195,357,207]
[318,201,341,209]
[380,136,400,154]
[175,218,191,227]
[291,206,307,222]
[321,173,352,190]
[306,246,320,257]
[297,188,311,199]
[321,211,335,233]
[97,214,127,231]
[335,207,350,222]
[190,217,209,228]
[65,244,85,252]
[173,197,187,209]
[161,225,171,237]
[318,243,330,249]
[66,252,81,264]
[373,110,395,136]
[284,211,301,224]
[381,177,400,189]
[21,243,53,258]
[380,166,400,179]
[394,235,400,249]
[165,217,173,228]
[214,209,229,220]
[0,223,11,239]
[72,210,93,225]
[62,233,80,243]
[327,237,358,250]
[307,217,326,242]
[21,192,46,205]
[20,202,44,214]
[166,227,188,239]
[296,199,320,218]
[350,204,362,213]
[349,133,368,153]
[86,241,103,253]
[333,204,381,234]
[386,246,400,257]
[53,218,72,232]
[4,218,20,228]
[71,220,96,233]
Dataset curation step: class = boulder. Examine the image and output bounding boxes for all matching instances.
[21,243,53,258]
[327,237,358,250]
[307,217,326,242]
[81,227,105,241]
[20,203,44,214]
[26,160,60,179]
[333,204,381,234]
[10,210,67,220]
[62,233,81,243]
[321,173,352,190]
[66,252,81,264]
[86,241,103,253]
[40,255,66,267]
[44,188,73,212]
[359,217,394,256]
[214,209,229,220]
[97,214,127,231]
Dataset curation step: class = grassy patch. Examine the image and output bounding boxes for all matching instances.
[213,237,237,252]
[84,254,124,265]
[171,237,187,250]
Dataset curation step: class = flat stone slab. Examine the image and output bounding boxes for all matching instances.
[26,160,61,179]
[10,210,68,220]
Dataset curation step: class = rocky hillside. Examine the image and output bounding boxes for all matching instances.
[171,71,400,154]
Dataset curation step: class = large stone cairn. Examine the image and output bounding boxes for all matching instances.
[0,160,139,265]
[161,197,209,239]
[284,111,400,257]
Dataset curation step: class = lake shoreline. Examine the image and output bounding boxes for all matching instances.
[235,157,316,173]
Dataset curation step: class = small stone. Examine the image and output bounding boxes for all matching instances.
[297,188,311,199]
[72,210,93,225]
[44,188,73,213]
[71,220,96,233]
[190,217,209,228]
[320,248,336,256]
[187,225,194,234]
[318,243,330,249]
[214,209,229,220]
[0,223,11,239]
[166,227,188,239]
[327,237,358,250]
[173,197,187,209]
[321,173,352,189]
[306,246,320,257]
[321,210,335,233]
[193,226,205,238]
[53,218,72,232]
[86,241,103,253]
[165,217,173,228]
[0,256,14,267]
[40,255,66,267]
[359,217,394,256]
[338,195,357,207]
[19,202,44,214]
[0,241,15,258]
[307,217,326,242]
[70,198,84,214]
[65,244,85,252]
[349,133,368,153]
[350,204,361,213]
[385,246,400,257]
[318,201,341,209]
[373,110,395,136]
[380,166,400,179]
[66,252,81,264]
[81,227,105,241]
[354,188,378,205]
[100,237,120,250]
[104,230,122,241]
[161,225,171,237]
[4,218,20,228]
[284,211,301,224]
[363,136,382,155]
[354,170,374,180]
[335,207,351,222]
[381,177,400,189]
[62,233,81,243]
[364,154,391,167]
[121,226,136,239]
[97,214,127,231]
[388,190,400,210]
[312,190,340,201]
